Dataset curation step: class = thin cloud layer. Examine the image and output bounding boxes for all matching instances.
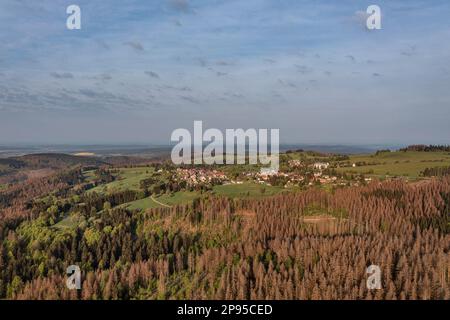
[168,0,190,13]
[0,0,449,144]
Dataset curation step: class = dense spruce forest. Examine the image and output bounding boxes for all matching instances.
[0,161,449,300]
[422,167,450,177]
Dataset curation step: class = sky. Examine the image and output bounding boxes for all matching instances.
[0,0,449,145]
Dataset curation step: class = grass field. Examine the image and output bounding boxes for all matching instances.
[119,182,285,210]
[282,150,331,161]
[122,191,201,210]
[82,170,97,183]
[53,213,84,231]
[87,167,155,194]
[336,151,450,178]
[212,182,284,198]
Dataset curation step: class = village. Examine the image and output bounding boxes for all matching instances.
[173,159,370,190]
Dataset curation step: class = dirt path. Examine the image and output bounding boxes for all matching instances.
[151,195,172,208]
[302,215,337,224]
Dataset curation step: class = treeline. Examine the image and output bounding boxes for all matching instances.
[400,145,450,152]
[375,149,391,155]
[421,166,450,177]
[75,190,142,214]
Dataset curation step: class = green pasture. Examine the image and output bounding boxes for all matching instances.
[336,151,450,178]
[122,191,201,211]
[212,182,284,198]
[87,167,155,194]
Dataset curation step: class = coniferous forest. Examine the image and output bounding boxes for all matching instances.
[0,164,449,300]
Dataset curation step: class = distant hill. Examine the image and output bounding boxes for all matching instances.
[0,153,157,186]
[280,144,381,155]
[103,155,156,166]
[0,153,108,185]
[1,153,106,170]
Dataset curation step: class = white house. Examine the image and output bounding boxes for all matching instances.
[313,162,329,170]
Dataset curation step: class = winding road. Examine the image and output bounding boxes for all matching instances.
[150,195,173,208]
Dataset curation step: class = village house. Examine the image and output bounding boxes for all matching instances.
[176,168,228,186]
[313,162,330,170]
[288,159,303,168]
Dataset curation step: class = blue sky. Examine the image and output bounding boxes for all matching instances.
[0,0,449,145]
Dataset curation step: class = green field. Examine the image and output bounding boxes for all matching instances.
[119,182,286,210]
[282,151,329,161]
[212,182,284,198]
[87,167,155,194]
[82,169,97,183]
[53,213,85,231]
[122,191,201,210]
[336,151,450,178]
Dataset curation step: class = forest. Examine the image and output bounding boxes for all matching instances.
[0,158,449,300]
[400,145,450,152]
